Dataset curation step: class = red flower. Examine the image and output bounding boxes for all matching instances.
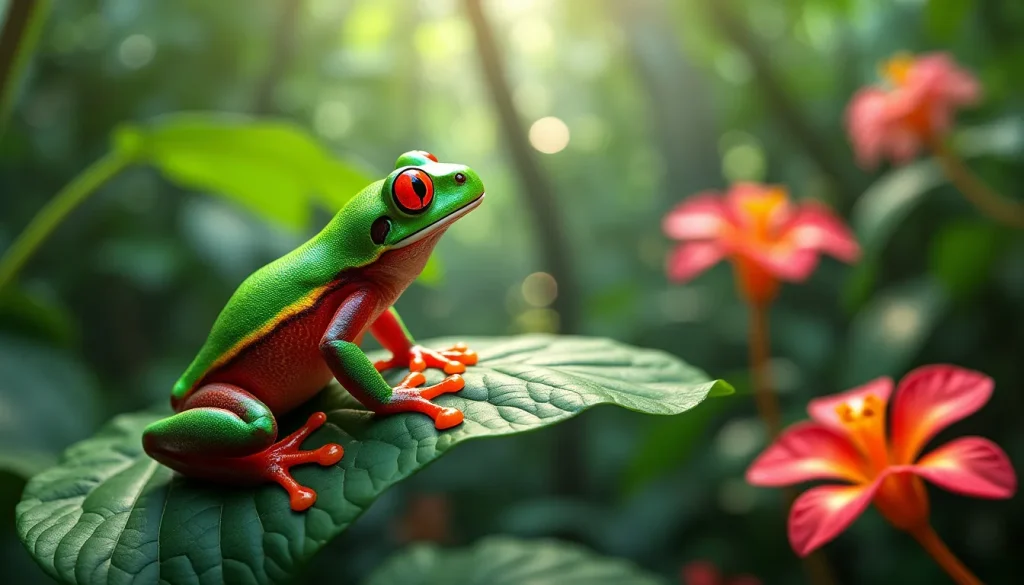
[681,561,761,585]
[847,52,980,168]
[662,183,859,304]
[746,365,1016,556]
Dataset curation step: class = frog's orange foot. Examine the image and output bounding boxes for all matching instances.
[254,412,344,511]
[375,343,478,376]
[378,371,466,430]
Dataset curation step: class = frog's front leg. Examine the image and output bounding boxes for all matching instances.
[142,384,343,511]
[320,291,466,429]
[370,307,478,375]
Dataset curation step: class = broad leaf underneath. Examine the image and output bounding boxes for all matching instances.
[17,335,729,585]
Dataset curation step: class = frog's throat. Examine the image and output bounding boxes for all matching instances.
[391,193,485,249]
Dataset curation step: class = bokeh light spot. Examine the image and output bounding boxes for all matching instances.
[118,34,155,70]
[529,117,570,154]
[521,272,558,308]
[314,101,353,140]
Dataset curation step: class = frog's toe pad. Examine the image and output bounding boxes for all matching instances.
[380,375,466,430]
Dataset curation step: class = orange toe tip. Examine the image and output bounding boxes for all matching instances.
[318,444,344,466]
[307,412,327,427]
[452,342,468,350]
[434,408,464,430]
[443,362,466,374]
[446,374,465,389]
[290,488,317,512]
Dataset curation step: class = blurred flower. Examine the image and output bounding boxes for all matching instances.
[393,493,452,544]
[662,183,859,305]
[747,365,1016,556]
[681,561,761,585]
[847,52,980,168]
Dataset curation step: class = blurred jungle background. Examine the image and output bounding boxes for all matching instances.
[1,0,1022,583]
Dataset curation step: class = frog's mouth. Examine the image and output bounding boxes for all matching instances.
[392,193,485,249]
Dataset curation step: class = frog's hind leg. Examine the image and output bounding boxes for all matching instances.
[142,383,343,511]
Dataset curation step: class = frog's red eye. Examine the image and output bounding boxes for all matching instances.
[392,169,434,214]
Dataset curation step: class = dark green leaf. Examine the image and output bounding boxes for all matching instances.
[17,335,729,585]
[364,536,667,585]
[113,113,373,230]
[839,279,948,387]
[929,220,1004,300]
[0,286,77,346]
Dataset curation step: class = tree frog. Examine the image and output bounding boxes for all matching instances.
[143,151,483,511]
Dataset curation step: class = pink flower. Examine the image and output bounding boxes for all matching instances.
[681,561,761,585]
[847,52,980,168]
[662,183,859,305]
[747,365,1016,557]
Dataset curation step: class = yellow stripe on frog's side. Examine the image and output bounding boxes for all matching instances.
[200,282,335,379]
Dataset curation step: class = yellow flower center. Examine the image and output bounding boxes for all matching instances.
[881,53,915,87]
[834,394,890,475]
[737,187,788,241]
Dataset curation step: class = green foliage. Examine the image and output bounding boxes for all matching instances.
[115,113,373,230]
[16,335,729,585]
[846,119,1022,308]
[839,278,948,387]
[364,536,667,585]
[929,220,1005,300]
[0,335,100,478]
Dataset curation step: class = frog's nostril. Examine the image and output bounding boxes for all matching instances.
[455,172,467,185]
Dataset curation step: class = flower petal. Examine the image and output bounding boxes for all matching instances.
[666,242,726,283]
[784,202,861,263]
[788,480,880,557]
[846,88,892,169]
[890,365,993,464]
[738,243,820,282]
[746,422,869,486]
[681,561,720,585]
[663,194,730,241]
[912,437,1017,499]
[808,377,894,431]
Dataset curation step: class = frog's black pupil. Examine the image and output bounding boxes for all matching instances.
[411,175,427,200]
[455,173,466,185]
[371,216,391,245]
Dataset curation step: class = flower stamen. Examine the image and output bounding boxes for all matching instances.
[881,53,915,87]
[835,394,890,474]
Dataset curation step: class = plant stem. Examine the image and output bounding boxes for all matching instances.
[748,301,782,437]
[0,0,52,134]
[909,524,983,585]
[0,152,132,291]
[929,137,1024,228]
[749,301,840,585]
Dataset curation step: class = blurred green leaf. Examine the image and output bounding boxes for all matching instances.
[417,253,445,287]
[622,390,737,494]
[851,118,1023,264]
[0,286,77,346]
[925,0,972,40]
[113,113,373,231]
[364,536,667,585]
[839,278,948,387]
[0,335,101,478]
[929,220,1004,301]
[17,335,729,585]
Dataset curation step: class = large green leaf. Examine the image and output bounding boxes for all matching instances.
[17,335,729,585]
[364,536,667,585]
[113,113,373,230]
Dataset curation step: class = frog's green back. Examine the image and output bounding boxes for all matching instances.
[172,180,388,399]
